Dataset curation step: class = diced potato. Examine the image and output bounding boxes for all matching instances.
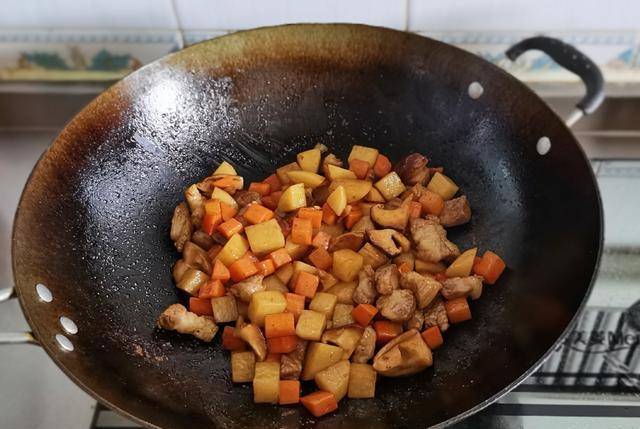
[302,342,343,380]
[332,303,355,328]
[332,249,364,282]
[248,291,287,326]
[275,263,294,285]
[293,260,317,276]
[286,170,325,188]
[358,243,389,269]
[326,164,357,180]
[211,187,239,210]
[217,234,249,266]
[445,247,477,278]
[211,295,238,323]
[309,292,338,318]
[415,259,446,274]
[296,310,327,341]
[365,187,386,203]
[285,237,309,260]
[319,223,345,238]
[348,145,379,167]
[315,360,350,401]
[177,268,209,295]
[374,172,406,201]
[253,361,280,403]
[276,162,301,185]
[264,275,288,293]
[329,179,373,204]
[427,172,459,200]
[213,160,237,176]
[297,148,322,172]
[321,326,364,359]
[325,282,357,304]
[348,363,376,398]
[231,351,255,383]
[245,218,285,255]
[327,185,347,216]
[318,270,338,289]
[278,183,307,212]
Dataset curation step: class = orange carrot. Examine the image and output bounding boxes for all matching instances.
[444,297,472,324]
[285,293,306,320]
[374,320,402,345]
[308,247,333,271]
[222,326,246,351]
[344,205,363,229]
[311,231,331,249]
[204,199,221,216]
[349,158,370,180]
[262,173,282,193]
[298,207,323,229]
[212,175,242,188]
[228,254,258,282]
[244,204,274,225]
[373,154,392,178]
[419,190,444,216]
[321,202,337,225]
[267,335,298,353]
[291,217,313,245]
[269,248,292,268]
[264,352,282,362]
[257,258,276,276]
[396,261,411,273]
[188,297,213,316]
[198,279,226,299]
[293,271,319,298]
[421,326,443,349]
[351,304,378,326]
[212,259,231,283]
[265,312,296,338]
[249,182,271,196]
[219,201,238,221]
[409,201,422,219]
[279,380,300,405]
[473,251,506,284]
[202,213,221,235]
[218,218,243,239]
[300,391,338,417]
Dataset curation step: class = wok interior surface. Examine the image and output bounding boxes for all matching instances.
[12,25,601,428]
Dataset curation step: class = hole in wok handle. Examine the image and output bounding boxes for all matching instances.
[59,317,78,335]
[55,334,74,352]
[36,283,53,302]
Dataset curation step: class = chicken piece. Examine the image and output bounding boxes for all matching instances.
[410,217,460,263]
[442,275,483,300]
[157,304,218,342]
[352,326,376,363]
[439,196,472,227]
[374,264,400,295]
[280,339,308,380]
[423,297,449,332]
[191,229,214,250]
[184,184,205,228]
[229,275,265,303]
[400,271,442,309]
[373,329,432,376]
[394,153,430,186]
[376,289,416,322]
[370,200,411,231]
[353,265,377,305]
[183,241,212,275]
[170,202,192,252]
[234,190,261,207]
[367,229,411,256]
[329,232,365,252]
[405,310,424,331]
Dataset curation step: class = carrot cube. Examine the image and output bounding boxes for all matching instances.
[294,271,319,298]
[397,261,411,273]
[291,217,313,245]
[351,304,378,326]
[212,259,231,283]
[269,248,292,268]
[218,218,243,239]
[444,297,472,324]
[222,326,247,351]
[321,202,337,225]
[349,158,370,180]
[244,204,274,225]
[228,254,259,282]
[198,279,226,299]
[188,297,213,316]
[279,380,300,405]
[264,352,282,362]
[373,154,392,178]
[202,211,222,235]
[285,293,306,320]
[249,182,271,196]
[308,247,333,271]
[219,201,237,221]
[419,190,444,216]
[421,326,443,349]
[374,320,402,345]
[344,205,363,229]
[204,199,222,216]
[265,312,296,338]
[311,231,331,250]
[262,173,282,193]
[298,207,323,228]
[473,251,506,284]
[409,201,422,219]
[267,335,298,354]
[257,259,276,276]
[300,391,338,417]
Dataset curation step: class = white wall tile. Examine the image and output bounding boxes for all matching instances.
[174,0,407,30]
[0,0,177,29]
[409,0,640,32]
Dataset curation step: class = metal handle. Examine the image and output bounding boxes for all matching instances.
[0,287,38,345]
[506,36,605,127]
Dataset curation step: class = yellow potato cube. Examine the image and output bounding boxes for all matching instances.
[284,237,309,260]
[275,263,294,285]
[276,161,301,185]
[245,218,285,255]
[321,326,363,359]
[278,183,306,212]
[426,172,459,200]
[211,295,238,323]
[329,179,372,204]
[295,310,327,341]
[302,342,343,380]
[326,164,357,180]
[248,291,287,326]
[309,292,338,318]
[217,234,249,266]
[286,170,325,188]
[327,185,347,216]
[415,259,446,274]
[293,260,317,276]
[348,363,376,398]
[315,360,350,401]
[365,186,386,203]
[211,187,238,210]
[348,145,379,167]
[253,361,280,403]
[332,303,355,328]
[325,282,357,304]
[263,275,288,293]
[231,351,255,383]
[445,247,477,278]
[297,148,322,172]
[332,249,364,282]
[212,160,237,176]
[374,172,406,200]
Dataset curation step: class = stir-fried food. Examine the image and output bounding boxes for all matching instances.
[158,145,507,417]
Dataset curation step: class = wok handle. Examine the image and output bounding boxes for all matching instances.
[506,36,604,126]
[0,287,38,345]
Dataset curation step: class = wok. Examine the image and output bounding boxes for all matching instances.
[2,24,603,428]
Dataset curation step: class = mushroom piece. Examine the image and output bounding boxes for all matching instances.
[281,339,309,380]
[401,183,426,202]
[237,323,267,361]
[183,241,212,275]
[400,271,442,309]
[394,153,430,186]
[373,329,433,376]
[439,196,472,227]
[367,229,411,256]
[329,232,365,252]
[234,190,261,207]
[410,217,460,263]
[191,229,215,250]
[353,265,377,305]
[157,304,218,342]
[184,184,205,228]
[170,202,192,252]
[229,275,265,303]
[370,200,411,231]
[405,310,424,331]
[376,289,416,322]
[350,216,376,234]
[423,297,450,332]
[352,326,376,364]
[374,264,400,295]
[442,275,484,300]
[358,243,390,270]
[393,252,415,271]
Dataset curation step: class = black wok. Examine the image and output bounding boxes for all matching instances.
[4,24,603,428]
